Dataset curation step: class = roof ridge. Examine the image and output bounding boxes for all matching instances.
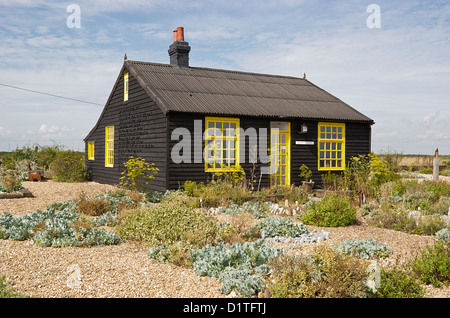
[126,59,305,80]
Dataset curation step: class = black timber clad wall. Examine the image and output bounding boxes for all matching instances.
[167,113,371,190]
[168,112,211,189]
[290,120,318,186]
[85,69,167,192]
[291,121,372,186]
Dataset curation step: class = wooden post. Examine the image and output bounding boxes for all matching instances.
[433,148,439,182]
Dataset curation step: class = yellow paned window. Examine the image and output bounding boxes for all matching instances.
[88,142,95,160]
[124,72,129,101]
[318,122,345,171]
[205,117,240,172]
[105,126,114,167]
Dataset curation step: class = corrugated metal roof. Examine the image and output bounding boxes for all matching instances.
[127,60,374,123]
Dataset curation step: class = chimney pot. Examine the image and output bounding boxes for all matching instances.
[176,27,184,41]
[173,29,178,42]
[173,27,185,42]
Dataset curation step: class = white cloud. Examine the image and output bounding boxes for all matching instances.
[422,111,439,128]
[418,129,450,141]
[0,126,12,137]
[38,124,76,135]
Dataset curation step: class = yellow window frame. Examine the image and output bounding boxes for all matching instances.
[124,72,129,101]
[318,122,345,171]
[88,142,95,160]
[204,117,240,172]
[105,126,114,167]
[270,121,291,187]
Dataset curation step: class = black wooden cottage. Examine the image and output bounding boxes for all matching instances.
[84,27,374,192]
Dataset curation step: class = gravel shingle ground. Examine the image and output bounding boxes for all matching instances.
[0,180,449,298]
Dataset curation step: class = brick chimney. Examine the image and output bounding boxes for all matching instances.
[168,27,191,68]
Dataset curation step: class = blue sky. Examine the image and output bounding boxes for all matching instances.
[0,0,449,155]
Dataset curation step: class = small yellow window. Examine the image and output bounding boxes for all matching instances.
[105,126,114,167]
[124,72,129,101]
[318,122,345,171]
[88,142,95,160]
[205,117,240,172]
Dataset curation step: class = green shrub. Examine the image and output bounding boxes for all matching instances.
[382,180,450,215]
[50,150,86,182]
[376,268,425,298]
[409,241,450,287]
[334,239,392,259]
[181,179,264,208]
[183,180,198,196]
[1,143,86,180]
[423,180,450,199]
[365,207,445,236]
[390,180,412,196]
[34,143,65,170]
[440,168,450,176]
[419,167,433,174]
[300,193,356,227]
[0,171,22,193]
[1,146,37,169]
[117,202,223,247]
[148,241,193,267]
[284,186,310,205]
[431,196,450,215]
[75,191,137,218]
[268,245,370,298]
[252,216,308,238]
[219,213,260,244]
[211,164,246,187]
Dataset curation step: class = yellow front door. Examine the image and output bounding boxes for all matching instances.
[270,122,290,187]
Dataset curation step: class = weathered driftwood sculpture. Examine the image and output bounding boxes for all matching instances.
[433,148,439,182]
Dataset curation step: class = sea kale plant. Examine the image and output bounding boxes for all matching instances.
[0,194,128,247]
[252,216,308,238]
[435,227,450,245]
[189,240,281,296]
[333,239,393,259]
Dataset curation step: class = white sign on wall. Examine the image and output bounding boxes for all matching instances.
[295,141,314,145]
